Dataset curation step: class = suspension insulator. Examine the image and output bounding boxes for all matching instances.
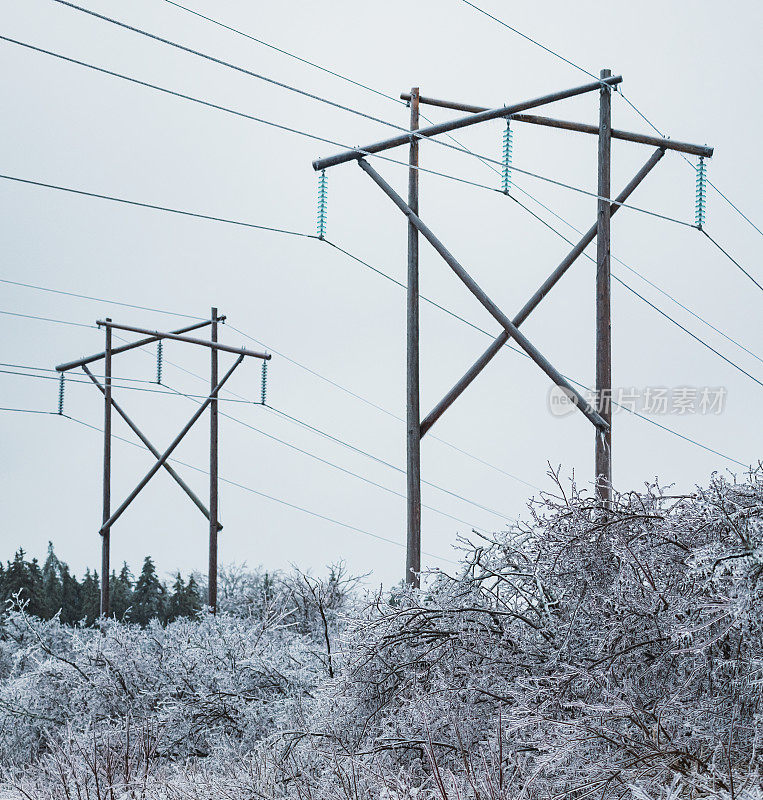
[501,120,513,194]
[156,340,163,385]
[695,156,707,229]
[260,360,268,405]
[317,169,328,239]
[58,372,65,415]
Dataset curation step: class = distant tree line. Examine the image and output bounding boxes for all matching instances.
[0,544,201,626]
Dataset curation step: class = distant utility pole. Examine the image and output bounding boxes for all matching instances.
[313,70,712,580]
[56,312,270,616]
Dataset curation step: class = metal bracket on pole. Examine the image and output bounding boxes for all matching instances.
[357,158,608,432]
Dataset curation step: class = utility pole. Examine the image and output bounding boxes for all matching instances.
[406,88,421,587]
[100,318,112,617]
[595,68,613,503]
[58,312,269,620]
[209,307,219,612]
[315,73,712,581]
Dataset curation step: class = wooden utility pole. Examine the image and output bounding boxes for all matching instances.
[595,68,613,502]
[406,88,421,587]
[100,318,112,617]
[209,307,219,611]
[314,73,712,581]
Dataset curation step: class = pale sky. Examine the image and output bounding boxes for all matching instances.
[1,0,761,589]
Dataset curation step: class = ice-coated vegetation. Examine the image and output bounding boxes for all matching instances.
[0,468,761,799]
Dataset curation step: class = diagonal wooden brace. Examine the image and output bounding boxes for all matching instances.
[358,158,608,431]
[81,365,218,527]
[99,354,244,534]
[420,147,666,437]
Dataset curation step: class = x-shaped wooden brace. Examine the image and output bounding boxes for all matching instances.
[357,148,666,436]
[81,364,218,528]
[93,352,245,534]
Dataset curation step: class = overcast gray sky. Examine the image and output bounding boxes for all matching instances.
[1,0,760,588]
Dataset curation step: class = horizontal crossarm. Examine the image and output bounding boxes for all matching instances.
[358,159,607,431]
[314,75,622,171]
[56,318,218,372]
[82,365,217,527]
[96,320,270,360]
[420,147,666,437]
[99,354,244,534]
[399,92,713,159]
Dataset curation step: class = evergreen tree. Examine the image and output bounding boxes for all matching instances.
[2,549,45,617]
[132,557,165,626]
[41,542,64,619]
[110,562,134,621]
[184,575,202,617]
[59,564,80,625]
[78,569,101,625]
[165,573,201,622]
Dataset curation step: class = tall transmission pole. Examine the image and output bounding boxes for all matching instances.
[406,88,422,587]
[595,68,613,502]
[209,307,219,611]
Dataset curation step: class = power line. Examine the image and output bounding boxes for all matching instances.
[0,276,204,320]
[4,162,753,375]
[1,35,745,360]
[312,243,750,469]
[225,322,543,492]
[0,406,59,415]
[102,327,523,522]
[1,164,753,464]
[0,365,258,402]
[1,34,694,228]
[0,172,316,240]
[459,0,763,240]
[161,0,404,106]
[498,193,763,387]
[507,184,762,366]
[49,1,407,134]
[701,229,763,293]
[164,380,509,530]
[0,309,96,328]
[62,412,459,565]
[261,405,517,521]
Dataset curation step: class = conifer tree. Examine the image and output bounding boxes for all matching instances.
[132,556,165,626]
[110,562,134,621]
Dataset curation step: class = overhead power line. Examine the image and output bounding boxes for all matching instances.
[161,0,404,106]
[0,276,204,320]
[459,0,763,240]
[0,171,316,240]
[0,34,691,225]
[701,230,763,293]
[63,413,459,565]
[49,0,406,133]
[0,406,59,416]
[0,165,753,467]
